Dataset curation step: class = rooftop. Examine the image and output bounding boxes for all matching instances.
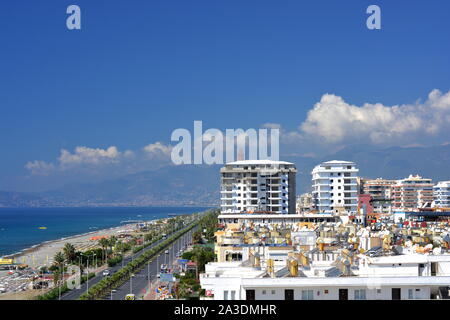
[226,160,294,165]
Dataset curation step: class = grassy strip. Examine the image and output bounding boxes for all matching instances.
[37,272,95,300]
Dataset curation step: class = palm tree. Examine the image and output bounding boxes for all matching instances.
[54,251,65,267]
[63,243,76,263]
[98,238,109,262]
[108,236,117,255]
[53,251,65,286]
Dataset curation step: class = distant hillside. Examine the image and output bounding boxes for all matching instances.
[0,165,220,207]
[1,145,450,207]
[289,144,450,193]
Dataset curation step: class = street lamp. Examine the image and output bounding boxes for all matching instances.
[130,274,135,294]
[58,259,67,300]
[147,260,151,292]
[110,289,117,300]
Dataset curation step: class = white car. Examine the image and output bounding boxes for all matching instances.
[164,250,169,254]
[102,270,110,277]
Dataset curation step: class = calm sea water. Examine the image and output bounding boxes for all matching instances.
[0,206,211,257]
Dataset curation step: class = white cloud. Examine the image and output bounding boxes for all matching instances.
[25,143,172,176]
[58,146,123,168]
[25,160,55,176]
[142,142,172,156]
[297,89,450,145]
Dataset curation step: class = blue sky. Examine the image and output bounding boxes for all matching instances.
[1,0,450,191]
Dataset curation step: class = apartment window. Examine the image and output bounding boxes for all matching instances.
[354,289,366,300]
[408,289,413,299]
[377,289,381,294]
[224,290,229,300]
[271,290,276,295]
[231,291,236,300]
[301,290,314,300]
[262,290,267,295]
[330,179,334,183]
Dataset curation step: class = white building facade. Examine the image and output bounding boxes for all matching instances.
[392,175,434,211]
[220,160,297,214]
[311,160,359,214]
[434,181,450,208]
[200,254,450,300]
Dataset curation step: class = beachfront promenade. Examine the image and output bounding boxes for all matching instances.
[61,224,195,300]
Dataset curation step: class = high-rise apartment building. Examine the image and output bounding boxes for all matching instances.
[220,160,297,214]
[360,178,396,214]
[311,160,359,214]
[392,175,434,211]
[433,181,450,208]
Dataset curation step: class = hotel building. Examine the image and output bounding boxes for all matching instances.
[220,160,297,215]
[392,175,434,211]
[311,160,359,214]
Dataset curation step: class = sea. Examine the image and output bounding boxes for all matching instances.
[0,206,212,257]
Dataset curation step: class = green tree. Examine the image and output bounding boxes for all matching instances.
[109,236,118,255]
[98,238,110,262]
[53,251,65,287]
[192,231,202,244]
[63,243,76,263]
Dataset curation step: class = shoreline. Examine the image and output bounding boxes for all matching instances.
[1,219,167,267]
[2,225,123,260]
[0,206,212,261]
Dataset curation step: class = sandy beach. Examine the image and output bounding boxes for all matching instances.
[4,223,140,268]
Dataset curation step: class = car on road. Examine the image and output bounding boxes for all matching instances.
[102,270,111,277]
[164,250,169,254]
[125,294,136,300]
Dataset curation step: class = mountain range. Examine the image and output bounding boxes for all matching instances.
[1,144,450,207]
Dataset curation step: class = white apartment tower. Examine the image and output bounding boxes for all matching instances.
[220,160,297,214]
[311,160,359,214]
[433,181,450,208]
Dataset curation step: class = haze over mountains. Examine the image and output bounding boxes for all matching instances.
[1,144,450,207]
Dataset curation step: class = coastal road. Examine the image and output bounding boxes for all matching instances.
[60,224,195,300]
[109,228,195,300]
